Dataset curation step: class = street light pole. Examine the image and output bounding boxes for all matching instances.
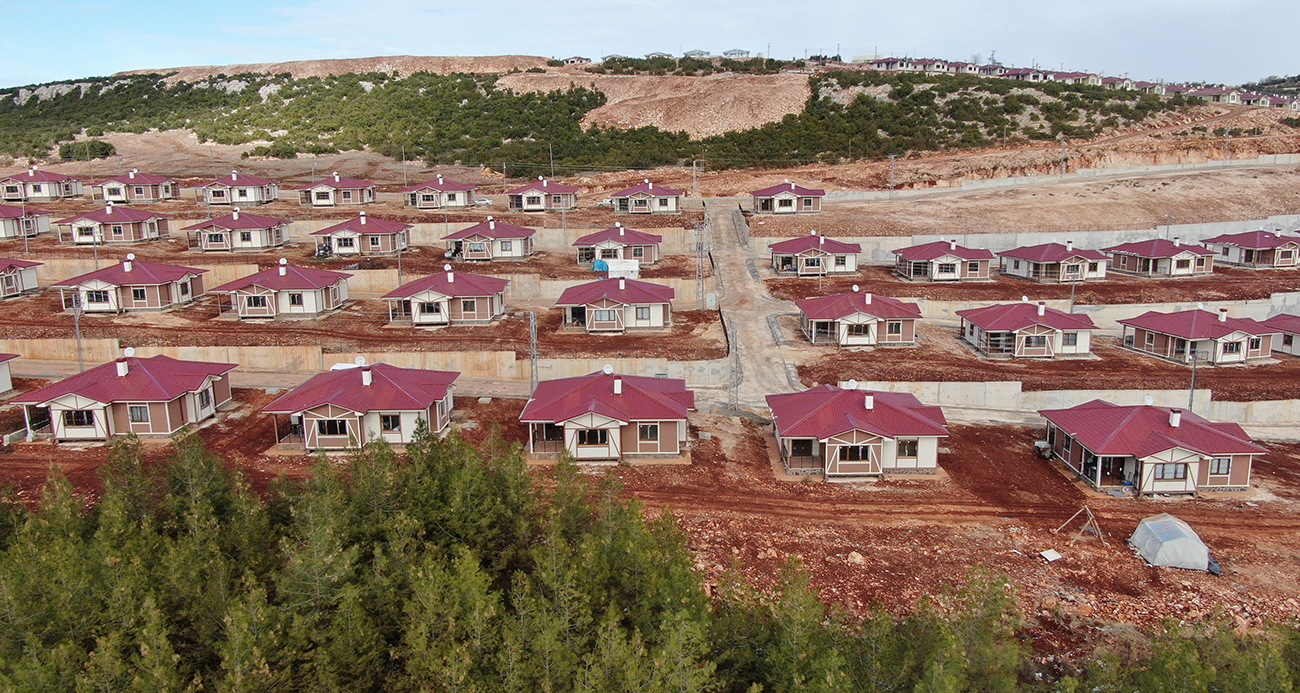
[72,293,84,373]
[20,198,29,255]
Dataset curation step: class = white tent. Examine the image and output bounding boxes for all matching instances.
[1129,513,1210,571]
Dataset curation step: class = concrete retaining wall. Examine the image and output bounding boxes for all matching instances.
[33,258,261,287]
[847,380,1210,412]
[918,292,1300,329]
[1206,399,1300,424]
[0,338,120,363]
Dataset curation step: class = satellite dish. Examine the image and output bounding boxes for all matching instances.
[355,356,366,366]
[278,258,287,265]
[1021,295,1029,303]
[602,364,614,375]
[1144,395,1155,406]
[852,284,860,293]
[443,263,452,271]
[848,378,858,390]
[126,252,136,261]
[123,347,135,358]
[1197,302,1205,310]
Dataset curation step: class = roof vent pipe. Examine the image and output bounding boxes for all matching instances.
[1219,308,1228,322]
[105,201,114,214]
[231,170,238,181]
[116,358,129,377]
[29,166,37,175]
[360,211,367,225]
[820,235,825,246]
[444,263,454,282]
[278,258,287,276]
[232,207,240,221]
[949,239,958,250]
[864,292,872,304]
[619,278,625,290]
[124,253,135,273]
[864,393,874,410]
[613,377,622,395]
[1173,236,1181,247]
[1065,239,1074,252]
[1169,409,1182,428]
[1037,301,1046,316]
[129,169,137,179]
[361,366,373,386]
[333,172,340,182]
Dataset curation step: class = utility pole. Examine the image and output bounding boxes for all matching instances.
[20,198,29,255]
[1069,277,1078,312]
[549,144,555,178]
[888,154,897,201]
[1188,349,1200,411]
[401,145,408,188]
[528,310,539,392]
[695,220,706,310]
[72,293,84,372]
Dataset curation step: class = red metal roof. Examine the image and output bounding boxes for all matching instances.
[796,291,921,321]
[573,225,662,246]
[211,264,351,292]
[506,179,580,195]
[892,240,995,261]
[401,177,477,193]
[296,174,375,190]
[0,168,79,183]
[182,210,290,231]
[55,206,170,224]
[1262,313,1300,334]
[1039,399,1263,458]
[1117,309,1274,340]
[1103,238,1214,258]
[997,243,1108,263]
[957,303,1097,331]
[382,270,509,300]
[196,172,275,187]
[443,218,536,240]
[1200,230,1300,249]
[52,259,207,288]
[0,258,42,272]
[0,353,16,364]
[769,235,861,255]
[0,204,52,219]
[262,363,458,415]
[311,215,411,236]
[610,181,685,197]
[766,385,948,440]
[555,277,675,306]
[12,355,236,406]
[519,371,693,423]
[752,181,826,197]
[96,171,176,185]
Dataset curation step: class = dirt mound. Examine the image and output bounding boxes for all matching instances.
[116,55,550,83]
[497,69,810,139]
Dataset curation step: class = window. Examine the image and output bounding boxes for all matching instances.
[636,306,651,320]
[526,196,541,205]
[1221,247,1231,257]
[835,256,847,267]
[237,189,249,198]
[1249,337,1261,350]
[1196,257,1207,268]
[381,415,401,432]
[1154,463,1187,480]
[592,309,617,322]
[658,197,669,208]
[31,185,42,194]
[208,233,225,244]
[778,198,794,208]
[1145,332,1155,347]
[315,191,330,201]
[63,410,94,427]
[1175,259,1191,270]
[633,198,649,208]
[86,290,110,303]
[370,236,382,247]
[1064,263,1081,276]
[1210,457,1232,475]
[467,242,487,253]
[804,257,822,268]
[1119,255,1128,267]
[631,247,644,258]
[1062,332,1078,346]
[1224,342,1242,354]
[790,439,814,457]
[446,193,457,202]
[289,293,304,306]
[501,241,512,252]
[317,419,348,436]
[638,424,659,441]
[179,282,190,297]
[341,191,352,200]
[542,423,564,441]
[841,445,871,461]
[1285,334,1294,347]
[578,248,595,262]
[1024,335,1048,348]
[198,389,212,410]
[462,299,477,313]
[1088,262,1099,272]
[552,195,563,205]
[210,189,226,199]
[1062,435,1072,453]
[847,324,870,336]
[111,225,123,235]
[419,302,442,315]
[897,439,919,457]
[336,237,355,247]
[968,261,980,273]
[128,405,150,423]
[240,231,252,242]
[887,321,903,335]
[246,295,268,308]
[1012,260,1021,270]
[802,197,813,208]
[132,288,147,301]
[601,248,618,259]
[937,263,957,274]
[577,429,608,445]
[134,186,144,196]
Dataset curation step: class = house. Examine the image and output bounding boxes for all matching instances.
[0,204,51,238]
[917,59,951,74]
[997,241,1109,282]
[751,181,825,214]
[382,267,509,326]
[1240,93,1273,107]
[311,213,410,256]
[609,180,684,214]
[645,52,673,59]
[892,239,995,281]
[1039,400,1263,495]
[1162,84,1193,97]
[12,352,235,442]
[296,172,377,207]
[723,49,750,59]
[520,369,694,461]
[443,217,535,260]
[0,354,14,394]
[574,223,662,265]
[682,50,710,59]
[0,167,82,202]
[55,204,170,244]
[1051,71,1101,86]
[0,258,41,298]
[1101,77,1134,90]
[958,301,1097,357]
[262,362,458,450]
[194,170,279,206]
[1003,68,1048,82]
[978,64,1008,77]
[1118,308,1277,365]
[506,178,578,211]
[1133,81,1166,96]
[873,58,917,72]
[90,170,180,203]
[766,384,948,477]
[795,289,921,347]
[1104,238,1214,277]
[556,277,674,333]
[1200,230,1300,268]
[563,56,592,65]
[182,208,290,251]
[211,260,351,319]
[52,255,206,313]
[1261,314,1300,356]
[402,175,476,209]
[601,54,629,62]
[948,61,980,75]
[769,233,860,275]
[1188,87,1242,104]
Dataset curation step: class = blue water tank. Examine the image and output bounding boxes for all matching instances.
[592,259,609,272]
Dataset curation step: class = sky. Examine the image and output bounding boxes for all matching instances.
[3,0,1296,88]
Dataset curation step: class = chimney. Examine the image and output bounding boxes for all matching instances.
[1037,301,1046,316]
[1218,308,1228,322]
[129,169,137,179]
[231,170,238,181]
[949,239,957,250]
[618,278,626,290]
[1065,239,1073,252]
[488,217,496,230]
[1173,236,1181,247]
[819,235,825,246]
[278,258,287,276]
[863,291,872,304]
[28,166,37,176]
[1169,409,1182,428]
[361,366,373,387]
[105,201,114,214]
[116,358,129,377]
[790,181,796,190]
[436,174,443,184]
[232,207,240,221]
[863,393,874,410]
[359,211,367,225]
[613,377,623,395]
[332,172,340,183]
[542,178,548,188]
[123,253,135,273]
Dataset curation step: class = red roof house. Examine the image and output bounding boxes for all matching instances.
[997,241,1109,282]
[1104,237,1214,277]
[296,172,377,207]
[0,257,41,298]
[403,175,477,209]
[609,180,685,214]
[381,267,509,326]
[0,203,52,238]
[766,385,948,476]
[795,289,921,346]
[443,217,535,260]
[52,255,206,313]
[1262,313,1300,356]
[751,181,826,214]
[893,240,995,282]
[1200,231,1300,268]
[311,212,411,256]
[0,167,83,202]
[958,301,1097,357]
[12,353,236,441]
[211,260,351,319]
[182,208,291,251]
[1118,308,1278,365]
[193,170,279,206]
[0,353,15,394]
[55,204,170,244]
[573,223,662,265]
[506,177,578,211]
[91,170,180,203]
[556,277,674,333]
[770,233,861,275]
[262,362,459,449]
[520,370,694,461]
[1039,399,1263,495]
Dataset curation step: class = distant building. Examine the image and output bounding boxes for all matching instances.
[505,177,578,211]
[296,172,377,207]
[0,258,42,298]
[1200,231,1300,268]
[645,52,673,60]
[795,290,921,347]
[751,181,825,214]
[1104,238,1214,278]
[54,204,170,244]
[722,49,750,59]
[311,213,411,256]
[182,208,290,252]
[957,301,1097,358]
[562,56,591,65]
[556,277,674,333]
[769,234,860,276]
[0,204,51,239]
[211,261,351,319]
[1119,308,1278,365]
[382,268,509,327]
[997,242,1109,283]
[892,240,995,282]
[53,256,206,313]
[402,175,476,210]
[90,170,180,203]
[574,224,662,265]
[609,180,684,214]
[443,217,535,260]
[683,49,710,59]
[0,167,82,202]
[194,170,279,206]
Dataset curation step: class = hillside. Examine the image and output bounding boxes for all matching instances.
[114,54,550,83]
